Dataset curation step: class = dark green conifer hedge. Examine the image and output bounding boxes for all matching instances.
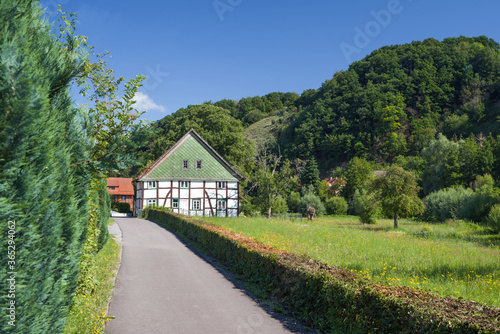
[0,2,98,332]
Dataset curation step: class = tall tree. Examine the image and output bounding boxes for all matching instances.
[301,157,320,192]
[250,143,301,218]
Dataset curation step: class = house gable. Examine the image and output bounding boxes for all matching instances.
[137,130,242,182]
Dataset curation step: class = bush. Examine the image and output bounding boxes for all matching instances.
[298,194,326,217]
[423,186,500,223]
[272,196,288,214]
[423,186,474,222]
[287,191,301,212]
[485,204,500,232]
[240,201,258,217]
[112,201,131,213]
[353,188,379,224]
[325,197,348,215]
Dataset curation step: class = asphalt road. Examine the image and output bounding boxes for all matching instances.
[106,217,295,334]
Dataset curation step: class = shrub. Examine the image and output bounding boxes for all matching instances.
[353,188,379,224]
[325,197,348,215]
[287,191,301,212]
[272,196,288,214]
[423,186,474,222]
[423,186,500,223]
[298,194,326,217]
[240,201,258,217]
[485,204,500,232]
[112,201,131,213]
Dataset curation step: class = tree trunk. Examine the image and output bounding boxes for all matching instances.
[268,206,272,219]
[394,212,398,229]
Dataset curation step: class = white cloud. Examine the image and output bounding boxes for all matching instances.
[132,91,166,113]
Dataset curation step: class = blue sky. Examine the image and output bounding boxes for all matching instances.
[40,0,500,121]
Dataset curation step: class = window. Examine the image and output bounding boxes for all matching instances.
[108,186,115,190]
[217,182,226,189]
[183,160,188,169]
[147,199,157,206]
[121,195,126,201]
[172,199,179,209]
[196,160,202,169]
[180,181,189,188]
[192,200,201,211]
[217,200,226,210]
[147,181,157,189]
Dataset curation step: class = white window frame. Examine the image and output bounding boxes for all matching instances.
[147,199,157,206]
[183,160,188,169]
[192,199,201,211]
[172,199,179,209]
[217,181,226,189]
[147,181,157,189]
[180,181,189,188]
[217,200,226,210]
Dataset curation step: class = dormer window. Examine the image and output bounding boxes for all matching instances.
[183,160,188,169]
[196,160,202,169]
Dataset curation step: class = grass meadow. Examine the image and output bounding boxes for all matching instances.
[201,215,500,307]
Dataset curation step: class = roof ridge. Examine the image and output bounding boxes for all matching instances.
[135,129,243,181]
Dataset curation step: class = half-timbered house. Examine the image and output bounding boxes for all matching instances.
[134,129,243,217]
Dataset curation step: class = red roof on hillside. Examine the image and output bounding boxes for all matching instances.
[107,178,134,195]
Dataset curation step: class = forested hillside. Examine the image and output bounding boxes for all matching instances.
[281,36,500,166]
[139,36,500,176]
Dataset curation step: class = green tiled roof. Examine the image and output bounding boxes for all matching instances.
[142,133,240,181]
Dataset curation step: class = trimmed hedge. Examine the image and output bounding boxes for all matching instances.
[146,209,497,333]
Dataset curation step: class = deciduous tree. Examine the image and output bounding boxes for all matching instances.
[370,165,424,228]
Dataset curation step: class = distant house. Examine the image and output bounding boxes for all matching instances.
[107,178,134,211]
[134,129,243,217]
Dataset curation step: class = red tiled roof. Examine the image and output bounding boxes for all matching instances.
[107,178,134,195]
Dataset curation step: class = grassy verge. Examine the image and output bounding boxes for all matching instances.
[64,218,121,334]
[200,216,500,308]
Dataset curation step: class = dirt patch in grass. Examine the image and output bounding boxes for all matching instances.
[201,220,500,332]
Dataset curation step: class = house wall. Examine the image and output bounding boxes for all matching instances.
[136,180,239,217]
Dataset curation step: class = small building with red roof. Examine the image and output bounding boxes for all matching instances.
[107,177,134,211]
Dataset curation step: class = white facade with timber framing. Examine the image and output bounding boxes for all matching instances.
[134,129,243,217]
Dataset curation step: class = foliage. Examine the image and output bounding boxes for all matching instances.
[281,36,500,165]
[240,199,258,217]
[301,157,320,192]
[298,194,326,217]
[287,191,301,213]
[270,196,288,214]
[65,220,121,334]
[423,184,500,224]
[325,197,348,215]
[370,165,424,228]
[352,189,379,224]
[421,134,495,195]
[485,204,500,232]
[249,142,300,217]
[0,2,93,331]
[423,187,475,222]
[344,157,374,199]
[111,201,132,213]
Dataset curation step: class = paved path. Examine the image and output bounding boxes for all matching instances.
[106,217,295,334]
